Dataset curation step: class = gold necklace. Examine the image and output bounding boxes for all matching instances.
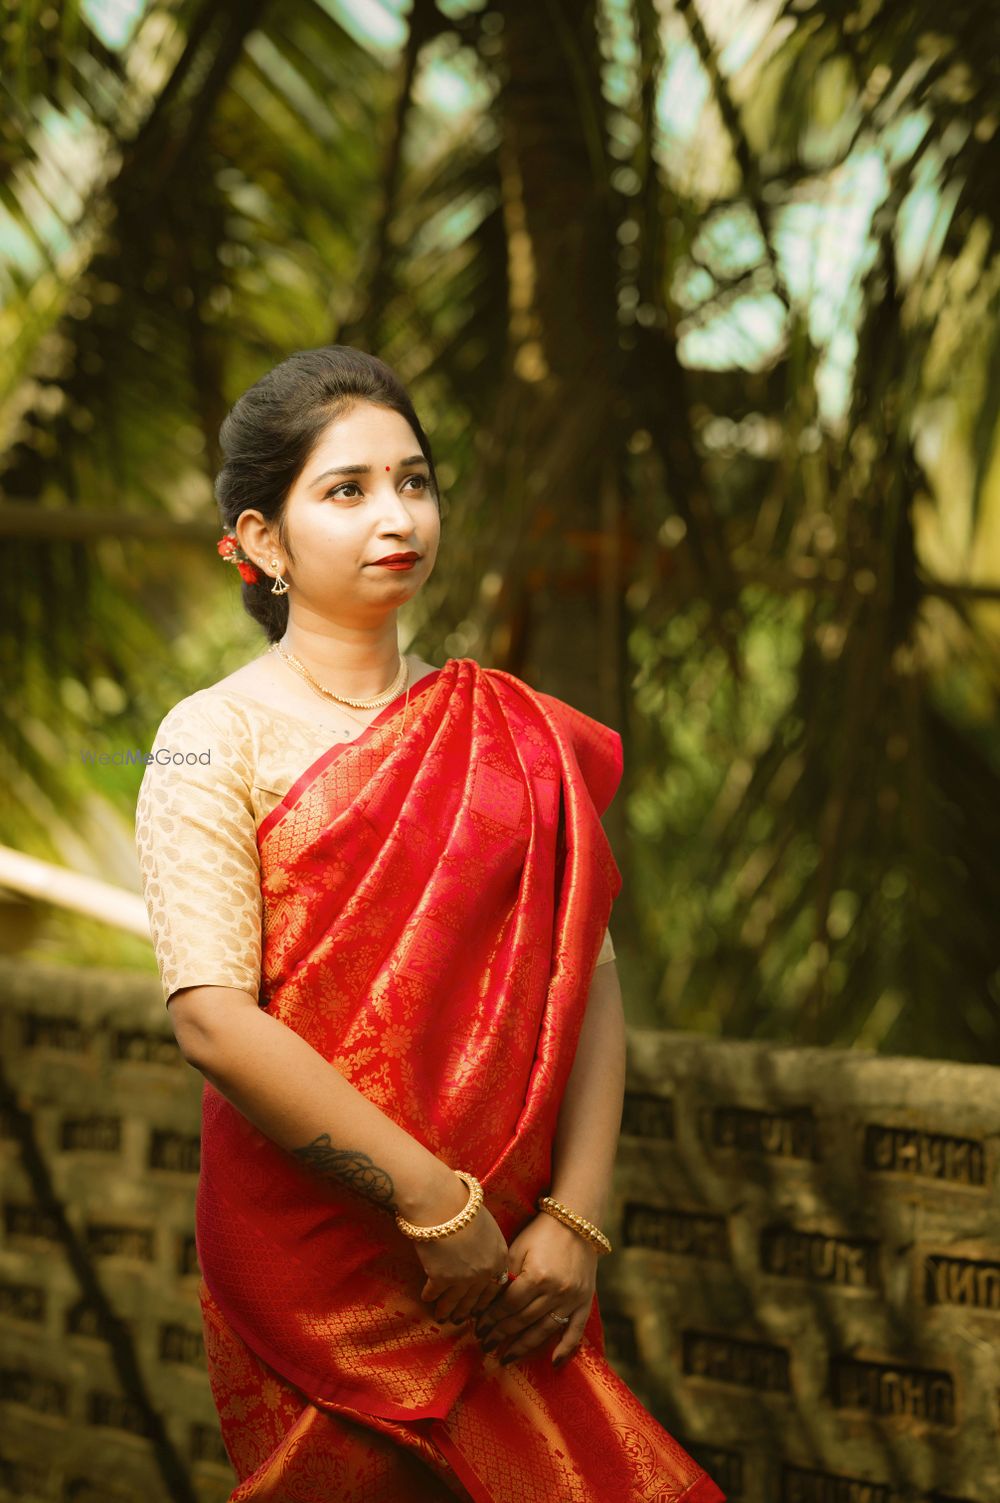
[270,642,407,708]
[268,642,412,738]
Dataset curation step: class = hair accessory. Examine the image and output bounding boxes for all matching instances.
[216,529,262,585]
[395,1171,483,1241]
[537,1195,612,1255]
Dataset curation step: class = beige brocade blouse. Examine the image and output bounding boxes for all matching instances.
[134,687,616,1008]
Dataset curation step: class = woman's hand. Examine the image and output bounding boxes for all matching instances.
[473,1211,599,1369]
[413,1185,510,1326]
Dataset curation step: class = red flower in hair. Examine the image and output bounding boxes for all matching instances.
[217,530,261,584]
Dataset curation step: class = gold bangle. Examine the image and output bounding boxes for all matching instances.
[537,1194,613,1255]
[395,1171,484,1241]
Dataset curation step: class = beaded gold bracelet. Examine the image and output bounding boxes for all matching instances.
[395,1171,484,1241]
[537,1194,613,1255]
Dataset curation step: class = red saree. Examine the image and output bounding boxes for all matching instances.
[195,656,726,1502]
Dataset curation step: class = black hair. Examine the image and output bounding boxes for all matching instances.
[213,345,440,643]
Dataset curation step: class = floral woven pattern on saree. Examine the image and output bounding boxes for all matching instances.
[196,657,622,1419]
[193,657,727,1501]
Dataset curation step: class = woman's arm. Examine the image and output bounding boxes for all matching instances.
[547,958,627,1229]
[170,986,467,1226]
[470,959,626,1365]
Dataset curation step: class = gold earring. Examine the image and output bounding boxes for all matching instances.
[269,557,289,596]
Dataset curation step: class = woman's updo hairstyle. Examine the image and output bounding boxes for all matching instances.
[214,345,440,643]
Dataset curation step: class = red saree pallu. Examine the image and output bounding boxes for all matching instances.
[195,657,726,1503]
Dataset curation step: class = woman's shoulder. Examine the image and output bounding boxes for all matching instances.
[484,672,623,814]
[200,653,273,700]
[152,683,255,741]
[481,667,612,735]
[142,685,259,800]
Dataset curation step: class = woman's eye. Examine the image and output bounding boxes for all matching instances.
[324,475,429,500]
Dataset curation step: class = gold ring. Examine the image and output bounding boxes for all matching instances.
[548,1312,571,1325]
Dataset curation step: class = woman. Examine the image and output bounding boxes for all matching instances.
[135,346,726,1502]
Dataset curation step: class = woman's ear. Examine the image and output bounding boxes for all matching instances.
[235,510,272,563]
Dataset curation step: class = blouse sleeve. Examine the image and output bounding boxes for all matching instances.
[595,926,616,967]
[134,694,263,1007]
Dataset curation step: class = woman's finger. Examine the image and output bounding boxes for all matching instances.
[429,1283,469,1322]
[476,1291,541,1346]
[550,1304,589,1367]
[474,1275,550,1342]
[469,1282,505,1317]
[444,1278,503,1325]
[432,1263,518,1329]
[495,1306,577,1365]
[480,1291,563,1352]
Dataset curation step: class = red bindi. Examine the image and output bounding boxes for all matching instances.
[386,465,390,471]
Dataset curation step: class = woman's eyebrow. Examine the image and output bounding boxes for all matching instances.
[310,455,429,486]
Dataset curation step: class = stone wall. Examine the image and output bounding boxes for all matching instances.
[0,957,996,1502]
[0,960,226,1503]
[605,1031,999,1503]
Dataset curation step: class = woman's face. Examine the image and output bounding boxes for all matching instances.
[241,400,440,624]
